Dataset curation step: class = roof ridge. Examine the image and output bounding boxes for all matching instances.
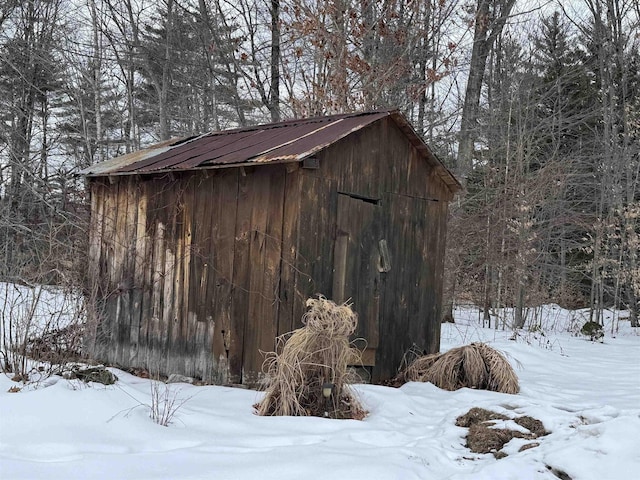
[204,110,394,137]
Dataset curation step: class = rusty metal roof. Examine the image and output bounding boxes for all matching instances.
[81,110,461,193]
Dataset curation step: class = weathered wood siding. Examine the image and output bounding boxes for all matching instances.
[87,116,453,384]
[88,166,293,384]
[290,117,452,381]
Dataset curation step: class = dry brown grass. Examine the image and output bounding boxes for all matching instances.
[396,343,519,394]
[456,407,548,459]
[256,296,366,419]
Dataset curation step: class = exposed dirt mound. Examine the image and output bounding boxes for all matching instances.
[467,424,516,455]
[514,415,547,437]
[456,407,508,427]
[456,407,548,459]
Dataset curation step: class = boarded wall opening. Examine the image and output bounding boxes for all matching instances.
[332,193,381,366]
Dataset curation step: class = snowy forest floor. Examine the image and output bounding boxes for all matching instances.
[1,304,639,480]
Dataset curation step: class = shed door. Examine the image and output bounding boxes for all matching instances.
[332,193,381,365]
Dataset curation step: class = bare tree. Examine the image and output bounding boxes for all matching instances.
[457,0,515,181]
[580,0,640,326]
[270,0,280,121]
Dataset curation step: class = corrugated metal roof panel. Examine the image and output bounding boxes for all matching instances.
[253,113,388,162]
[194,122,325,167]
[80,110,461,193]
[79,138,185,176]
[126,129,264,172]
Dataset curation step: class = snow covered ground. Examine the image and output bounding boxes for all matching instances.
[1,304,639,480]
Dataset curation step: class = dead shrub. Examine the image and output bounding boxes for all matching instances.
[395,343,519,394]
[148,378,192,427]
[400,353,440,384]
[256,296,366,419]
[27,323,84,365]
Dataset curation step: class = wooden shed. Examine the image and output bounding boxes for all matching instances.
[82,110,461,385]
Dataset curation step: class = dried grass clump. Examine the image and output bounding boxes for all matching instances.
[256,296,366,419]
[397,343,519,394]
[389,353,439,386]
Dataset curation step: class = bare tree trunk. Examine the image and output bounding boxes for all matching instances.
[332,0,349,112]
[158,0,174,140]
[212,0,248,126]
[483,177,492,328]
[417,1,433,135]
[457,0,516,179]
[514,284,525,329]
[269,0,280,122]
[89,0,103,161]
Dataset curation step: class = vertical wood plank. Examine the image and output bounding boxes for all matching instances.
[210,170,239,383]
[134,181,152,368]
[290,173,338,333]
[189,174,213,380]
[333,194,380,351]
[180,176,195,376]
[113,178,130,366]
[242,170,270,384]
[122,178,139,366]
[143,179,164,371]
[293,174,320,324]
[160,177,179,374]
[101,181,120,364]
[377,193,407,380]
[242,168,285,384]
[277,168,301,336]
[229,170,250,383]
[332,233,348,303]
[166,177,187,375]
